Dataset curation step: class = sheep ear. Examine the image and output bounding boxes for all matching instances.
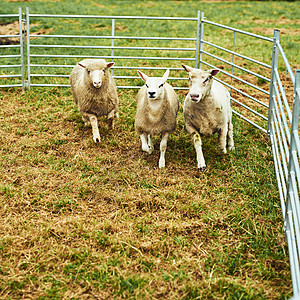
[210,69,219,76]
[182,64,193,73]
[78,63,86,68]
[137,70,148,82]
[106,62,114,69]
[162,69,169,83]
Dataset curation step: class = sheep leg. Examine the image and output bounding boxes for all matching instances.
[82,115,90,126]
[192,132,206,172]
[140,133,153,154]
[107,110,118,130]
[107,118,114,130]
[218,127,227,154]
[89,114,101,143]
[227,121,235,151]
[147,134,154,153]
[159,132,169,168]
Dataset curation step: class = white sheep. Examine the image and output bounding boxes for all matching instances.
[182,64,234,172]
[69,59,119,143]
[135,69,179,168]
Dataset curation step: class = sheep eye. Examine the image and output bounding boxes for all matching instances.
[145,84,149,88]
[159,83,164,88]
[203,77,209,84]
[87,70,91,74]
[102,69,105,73]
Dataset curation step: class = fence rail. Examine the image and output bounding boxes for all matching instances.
[0,7,24,89]
[268,53,300,295]
[24,7,200,90]
[199,13,275,134]
[0,8,299,298]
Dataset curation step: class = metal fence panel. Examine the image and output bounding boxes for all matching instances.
[267,27,300,296]
[0,7,299,298]
[285,70,300,295]
[25,7,200,90]
[199,13,273,134]
[0,7,24,89]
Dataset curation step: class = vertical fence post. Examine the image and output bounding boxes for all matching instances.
[26,7,30,90]
[111,18,115,77]
[230,31,236,97]
[195,10,200,69]
[198,11,204,69]
[267,29,280,136]
[18,7,25,90]
[287,70,300,209]
[286,70,300,296]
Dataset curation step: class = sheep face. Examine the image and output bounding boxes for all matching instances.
[78,61,114,89]
[137,69,170,100]
[182,64,219,103]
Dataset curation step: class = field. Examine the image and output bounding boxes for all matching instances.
[0,0,299,299]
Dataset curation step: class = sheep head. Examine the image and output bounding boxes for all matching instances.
[137,69,169,100]
[78,60,114,89]
[182,64,219,103]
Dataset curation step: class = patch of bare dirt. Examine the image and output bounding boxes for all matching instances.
[0,21,53,45]
[234,16,300,37]
[143,1,155,7]
[88,2,106,8]
[237,16,300,26]
[188,0,236,2]
[8,0,33,2]
[30,25,54,37]
[0,20,20,36]
[0,21,21,45]
[252,27,300,37]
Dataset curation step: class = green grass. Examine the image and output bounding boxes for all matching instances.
[0,0,299,299]
[2,0,298,132]
[0,85,292,299]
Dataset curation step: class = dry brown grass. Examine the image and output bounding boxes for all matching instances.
[0,86,291,299]
[1,0,299,296]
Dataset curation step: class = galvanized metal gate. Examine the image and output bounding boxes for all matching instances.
[0,7,24,89]
[25,8,200,89]
[0,7,299,298]
[268,32,300,297]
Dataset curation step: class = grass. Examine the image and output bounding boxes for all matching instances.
[1,0,298,132]
[1,0,299,299]
[0,85,291,299]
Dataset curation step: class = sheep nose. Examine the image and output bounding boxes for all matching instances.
[148,91,156,98]
[190,94,200,101]
[93,81,101,88]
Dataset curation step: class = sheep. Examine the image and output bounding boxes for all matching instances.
[135,69,179,168]
[182,64,234,172]
[69,59,119,143]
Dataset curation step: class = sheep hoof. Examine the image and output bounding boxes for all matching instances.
[142,146,151,154]
[159,161,165,169]
[198,167,206,172]
[218,148,227,155]
[229,145,235,151]
[93,137,101,143]
[148,146,154,154]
